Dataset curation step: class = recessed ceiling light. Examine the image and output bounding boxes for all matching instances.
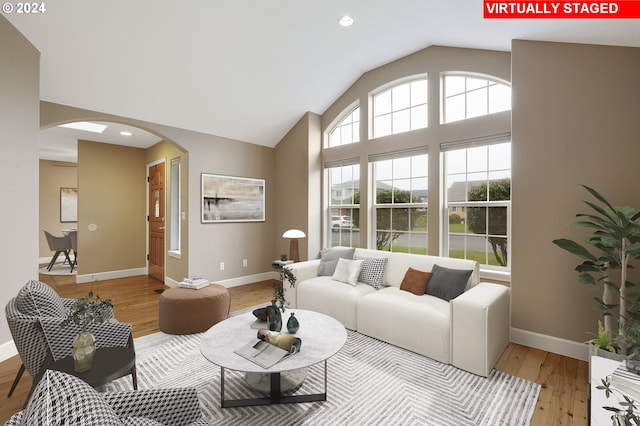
[120,131,133,136]
[339,15,354,27]
[59,121,107,133]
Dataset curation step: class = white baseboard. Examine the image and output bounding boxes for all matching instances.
[76,267,148,284]
[511,327,589,361]
[218,272,278,288]
[0,339,18,362]
[164,272,277,289]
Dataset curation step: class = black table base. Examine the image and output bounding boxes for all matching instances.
[220,360,328,408]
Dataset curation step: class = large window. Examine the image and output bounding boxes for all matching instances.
[328,106,360,148]
[373,152,428,253]
[372,78,428,139]
[442,74,511,124]
[328,163,360,247]
[443,141,511,270]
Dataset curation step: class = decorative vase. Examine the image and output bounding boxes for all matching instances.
[267,300,282,332]
[287,312,299,334]
[72,331,96,373]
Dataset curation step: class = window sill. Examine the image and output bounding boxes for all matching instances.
[479,269,511,284]
[168,250,181,259]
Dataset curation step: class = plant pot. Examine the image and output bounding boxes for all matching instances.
[72,331,96,373]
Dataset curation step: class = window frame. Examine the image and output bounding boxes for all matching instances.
[371,76,428,139]
[441,73,511,124]
[441,139,512,273]
[327,105,360,148]
[371,151,429,254]
[326,162,361,248]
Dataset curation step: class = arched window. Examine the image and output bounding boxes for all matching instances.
[328,106,360,148]
[442,74,511,124]
[372,78,428,139]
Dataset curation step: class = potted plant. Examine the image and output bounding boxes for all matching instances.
[60,291,113,372]
[267,267,297,332]
[552,185,640,357]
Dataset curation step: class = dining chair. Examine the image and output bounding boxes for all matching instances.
[43,230,72,271]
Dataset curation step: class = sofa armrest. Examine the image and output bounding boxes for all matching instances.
[450,282,510,377]
[103,388,202,426]
[282,259,321,308]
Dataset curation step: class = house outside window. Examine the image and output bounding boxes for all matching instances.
[372,152,428,253]
[328,163,360,248]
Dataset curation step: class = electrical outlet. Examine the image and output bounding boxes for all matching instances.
[243,259,248,267]
[219,262,225,271]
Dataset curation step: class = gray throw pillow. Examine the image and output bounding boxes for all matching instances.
[317,247,356,276]
[425,264,473,301]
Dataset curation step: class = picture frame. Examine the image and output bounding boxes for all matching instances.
[60,187,78,223]
[201,174,265,223]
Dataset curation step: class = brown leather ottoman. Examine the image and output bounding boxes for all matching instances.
[159,284,231,334]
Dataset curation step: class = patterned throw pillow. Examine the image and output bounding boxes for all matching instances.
[354,256,389,289]
[15,280,67,317]
[122,418,163,426]
[21,370,122,426]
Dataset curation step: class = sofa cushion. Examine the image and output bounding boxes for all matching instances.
[399,267,432,296]
[15,280,67,317]
[22,370,122,426]
[355,256,388,289]
[331,258,364,286]
[318,247,355,276]
[425,264,473,301]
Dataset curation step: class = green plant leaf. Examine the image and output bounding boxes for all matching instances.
[552,239,597,261]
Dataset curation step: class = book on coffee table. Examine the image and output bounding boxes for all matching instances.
[234,329,302,368]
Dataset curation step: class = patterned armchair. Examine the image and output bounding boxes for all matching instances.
[4,370,208,426]
[5,280,133,404]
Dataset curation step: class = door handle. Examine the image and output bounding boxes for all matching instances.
[158,227,165,230]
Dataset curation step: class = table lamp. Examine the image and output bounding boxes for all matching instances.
[282,229,306,263]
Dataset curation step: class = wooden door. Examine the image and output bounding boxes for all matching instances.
[148,162,165,282]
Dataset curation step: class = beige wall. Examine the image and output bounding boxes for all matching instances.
[39,160,78,257]
[77,141,147,276]
[0,15,40,344]
[274,112,322,262]
[145,141,189,282]
[511,40,640,342]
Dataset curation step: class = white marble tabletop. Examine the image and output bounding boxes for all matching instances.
[200,309,347,373]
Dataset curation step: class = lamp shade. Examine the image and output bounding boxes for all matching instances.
[282,229,306,239]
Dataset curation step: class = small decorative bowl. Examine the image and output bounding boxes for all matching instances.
[252,307,269,321]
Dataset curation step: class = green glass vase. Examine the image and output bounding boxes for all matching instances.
[287,312,299,334]
[267,300,282,332]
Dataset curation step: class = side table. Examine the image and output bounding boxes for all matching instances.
[47,347,136,388]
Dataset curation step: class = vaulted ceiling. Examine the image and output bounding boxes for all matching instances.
[7,1,639,155]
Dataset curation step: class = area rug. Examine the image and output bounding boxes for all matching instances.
[106,321,540,425]
[38,264,76,276]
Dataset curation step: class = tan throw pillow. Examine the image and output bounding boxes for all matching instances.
[400,267,432,296]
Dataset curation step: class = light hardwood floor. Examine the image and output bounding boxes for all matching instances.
[0,273,588,425]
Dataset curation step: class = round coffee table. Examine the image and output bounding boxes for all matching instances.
[200,309,347,408]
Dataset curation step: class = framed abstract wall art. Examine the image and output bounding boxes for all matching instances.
[60,187,78,223]
[201,173,265,223]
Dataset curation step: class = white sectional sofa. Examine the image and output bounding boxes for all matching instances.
[282,247,510,377]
